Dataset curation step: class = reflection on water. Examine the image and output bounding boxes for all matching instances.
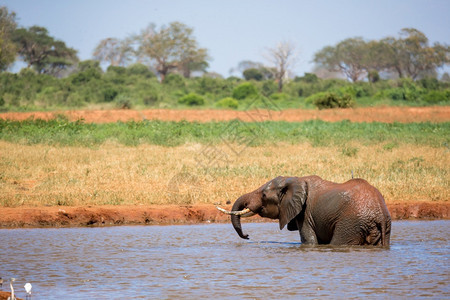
[0,221,448,299]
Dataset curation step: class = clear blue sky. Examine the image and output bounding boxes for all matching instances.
[2,0,449,77]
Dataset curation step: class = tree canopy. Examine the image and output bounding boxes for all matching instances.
[136,22,209,81]
[314,38,367,82]
[0,6,17,71]
[12,26,78,75]
[382,28,450,79]
[314,28,450,82]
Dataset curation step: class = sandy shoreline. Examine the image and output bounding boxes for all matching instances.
[0,202,448,228]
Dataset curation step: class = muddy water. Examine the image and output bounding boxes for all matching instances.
[0,221,448,299]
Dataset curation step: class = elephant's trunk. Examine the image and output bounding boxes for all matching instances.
[231,196,250,240]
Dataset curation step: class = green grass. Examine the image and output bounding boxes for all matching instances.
[0,118,448,148]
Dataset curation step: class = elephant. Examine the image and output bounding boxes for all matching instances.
[217,175,391,246]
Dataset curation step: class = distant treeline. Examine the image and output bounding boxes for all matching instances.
[0,63,449,111]
[1,6,449,111]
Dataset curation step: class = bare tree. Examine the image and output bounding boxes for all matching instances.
[265,41,297,92]
[93,37,133,66]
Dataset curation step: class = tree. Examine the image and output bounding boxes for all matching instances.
[441,72,450,82]
[383,28,450,79]
[314,38,368,82]
[229,60,263,76]
[13,26,78,75]
[178,47,209,78]
[265,41,297,91]
[0,6,17,71]
[365,40,393,81]
[231,60,273,80]
[136,22,209,81]
[314,30,450,81]
[93,37,134,67]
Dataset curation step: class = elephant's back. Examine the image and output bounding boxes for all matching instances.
[342,179,389,215]
[311,179,389,224]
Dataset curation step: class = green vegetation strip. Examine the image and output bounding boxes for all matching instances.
[0,118,448,147]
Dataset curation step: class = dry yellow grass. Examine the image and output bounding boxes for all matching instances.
[0,140,448,207]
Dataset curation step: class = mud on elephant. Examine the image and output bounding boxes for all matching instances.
[217,175,391,246]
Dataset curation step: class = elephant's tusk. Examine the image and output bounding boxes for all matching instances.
[216,206,255,217]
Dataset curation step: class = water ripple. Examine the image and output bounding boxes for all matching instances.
[0,221,448,299]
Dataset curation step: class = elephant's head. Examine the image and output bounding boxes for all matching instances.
[217,176,308,239]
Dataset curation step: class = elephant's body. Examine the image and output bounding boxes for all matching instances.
[291,176,391,245]
[221,175,391,246]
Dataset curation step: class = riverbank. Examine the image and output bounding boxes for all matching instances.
[0,202,448,228]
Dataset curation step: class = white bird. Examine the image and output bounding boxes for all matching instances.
[24,282,32,294]
[24,283,32,300]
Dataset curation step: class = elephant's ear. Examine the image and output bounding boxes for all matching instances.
[278,177,308,230]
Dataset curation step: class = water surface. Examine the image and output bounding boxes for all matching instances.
[0,221,448,299]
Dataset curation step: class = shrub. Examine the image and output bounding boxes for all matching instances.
[1,93,19,107]
[243,68,263,81]
[103,87,119,102]
[353,82,374,97]
[115,95,133,109]
[419,77,439,90]
[65,92,85,107]
[383,88,405,100]
[178,93,205,106]
[106,66,126,75]
[127,63,155,78]
[380,83,426,102]
[232,82,258,100]
[70,69,101,85]
[141,89,160,106]
[295,73,318,83]
[307,92,355,109]
[336,86,357,98]
[215,97,238,109]
[36,87,67,107]
[404,87,423,101]
[163,73,185,88]
[226,76,241,82]
[422,90,450,104]
[270,93,290,102]
[194,76,226,95]
[261,80,278,96]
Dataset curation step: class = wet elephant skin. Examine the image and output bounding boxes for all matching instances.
[229,175,391,246]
